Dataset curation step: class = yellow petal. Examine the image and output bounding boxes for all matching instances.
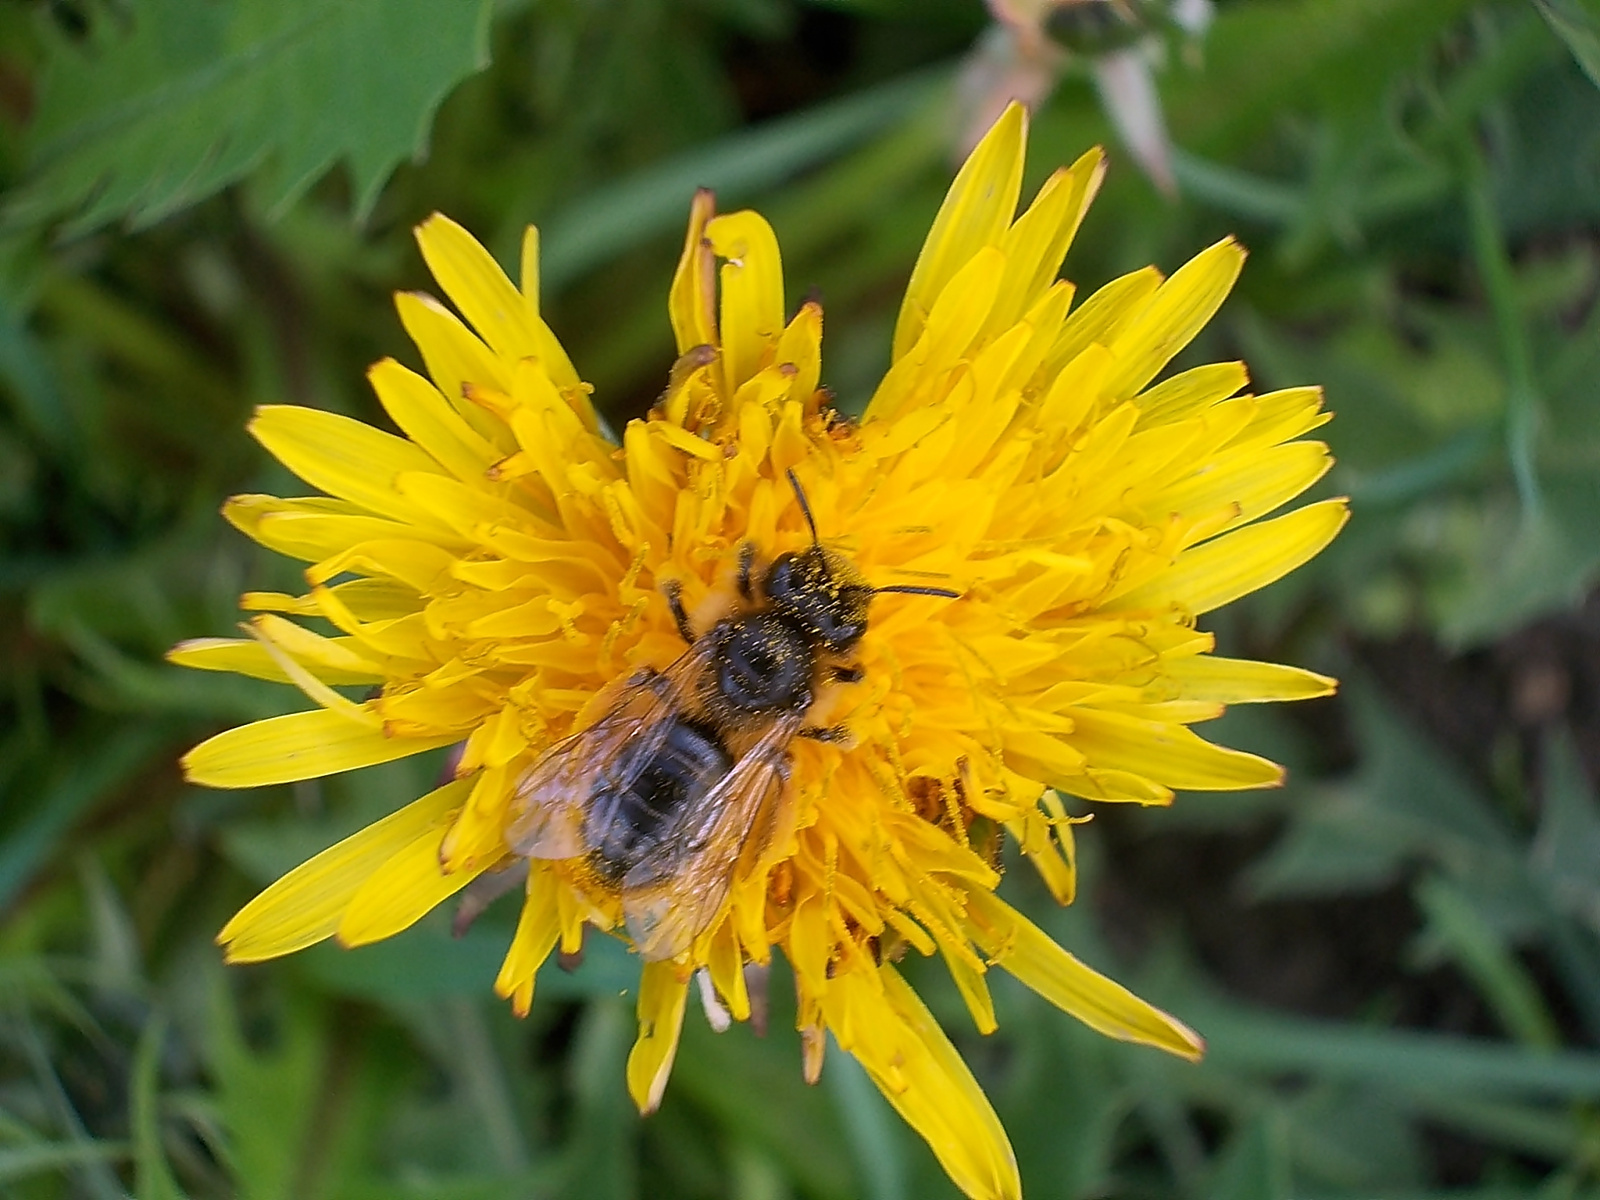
[941,940,998,1035]
[240,577,422,624]
[893,101,1026,361]
[964,889,1203,1060]
[669,189,718,355]
[1164,656,1338,704]
[867,245,1006,422]
[248,406,454,532]
[218,778,469,962]
[183,709,457,788]
[1040,266,1162,383]
[367,357,496,481]
[1111,498,1350,615]
[773,301,823,409]
[243,618,380,728]
[856,965,1021,1200]
[167,636,383,686]
[223,494,454,563]
[706,920,751,1022]
[1055,768,1174,805]
[1154,440,1333,535]
[494,868,562,1014]
[393,290,515,447]
[1068,707,1284,791]
[1229,385,1331,448]
[520,225,541,317]
[1104,238,1246,399]
[304,538,457,593]
[413,213,579,392]
[989,146,1105,334]
[1134,360,1248,428]
[707,210,785,396]
[338,798,488,946]
[627,961,690,1116]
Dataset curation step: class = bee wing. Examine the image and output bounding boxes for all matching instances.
[620,713,803,961]
[506,647,712,860]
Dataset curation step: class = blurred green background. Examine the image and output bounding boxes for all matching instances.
[4,0,1600,1197]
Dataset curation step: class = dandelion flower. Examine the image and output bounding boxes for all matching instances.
[175,103,1345,1200]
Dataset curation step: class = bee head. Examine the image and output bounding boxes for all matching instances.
[763,545,874,654]
[767,470,961,654]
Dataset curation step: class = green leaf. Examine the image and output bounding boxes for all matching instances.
[1207,1112,1291,1200]
[1533,729,1600,932]
[1247,678,1524,902]
[1440,480,1600,645]
[11,0,494,234]
[206,973,329,1200]
[1534,0,1600,88]
[1413,873,1561,1049]
[671,967,859,1200]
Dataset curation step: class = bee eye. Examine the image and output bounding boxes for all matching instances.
[764,554,797,600]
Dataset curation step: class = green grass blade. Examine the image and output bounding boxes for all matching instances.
[133,1013,188,1200]
[1198,1004,1600,1098]
[1533,0,1600,88]
[0,723,171,912]
[539,69,945,292]
[825,1039,909,1200]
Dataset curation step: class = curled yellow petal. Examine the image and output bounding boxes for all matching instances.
[669,188,718,355]
[706,210,785,396]
[627,961,690,1116]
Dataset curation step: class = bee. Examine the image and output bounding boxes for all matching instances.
[504,471,959,961]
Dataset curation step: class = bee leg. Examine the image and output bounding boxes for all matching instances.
[745,962,770,1037]
[452,859,529,938]
[799,724,851,743]
[829,664,864,685]
[662,579,696,645]
[736,541,756,601]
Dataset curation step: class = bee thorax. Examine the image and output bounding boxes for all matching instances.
[709,612,815,716]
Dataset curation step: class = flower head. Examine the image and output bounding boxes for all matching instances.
[176,103,1345,1200]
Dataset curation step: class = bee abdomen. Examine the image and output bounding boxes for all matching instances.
[588,718,731,881]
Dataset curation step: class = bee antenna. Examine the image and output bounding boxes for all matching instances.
[873,584,962,599]
[785,468,820,546]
